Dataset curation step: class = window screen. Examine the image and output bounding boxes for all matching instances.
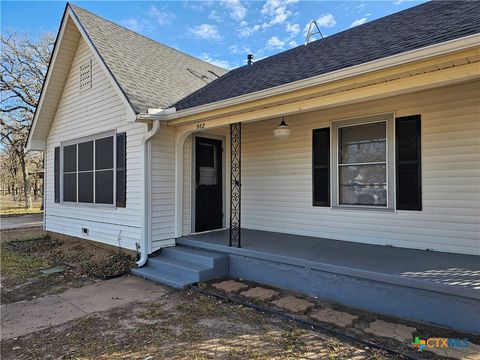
[95,170,114,204]
[60,133,119,205]
[312,128,330,206]
[338,122,387,206]
[63,144,77,202]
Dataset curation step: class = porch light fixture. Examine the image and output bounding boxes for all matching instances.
[273,117,291,139]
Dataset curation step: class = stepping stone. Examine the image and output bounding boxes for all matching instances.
[271,295,314,313]
[364,319,416,342]
[212,280,248,293]
[310,308,358,328]
[240,287,279,301]
[426,342,480,360]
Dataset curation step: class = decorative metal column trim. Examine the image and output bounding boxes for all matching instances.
[229,122,241,248]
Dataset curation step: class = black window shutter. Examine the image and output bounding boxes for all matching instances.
[54,147,60,203]
[396,115,421,210]
[312,128,330,207]
[116,132,127,207]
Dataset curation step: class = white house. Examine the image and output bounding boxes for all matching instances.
[27,2,479,333]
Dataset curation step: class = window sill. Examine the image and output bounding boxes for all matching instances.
[331,206,395,212]
[58,202,116,209]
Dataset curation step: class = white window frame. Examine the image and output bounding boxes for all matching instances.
[60,130,116,208]
[331,113,395,210]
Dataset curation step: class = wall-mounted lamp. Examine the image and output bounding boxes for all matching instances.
[273,117,291,140]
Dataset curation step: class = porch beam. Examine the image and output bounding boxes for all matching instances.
[229,122,241,248]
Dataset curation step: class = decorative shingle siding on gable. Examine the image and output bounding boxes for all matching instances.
[174,1,480,111]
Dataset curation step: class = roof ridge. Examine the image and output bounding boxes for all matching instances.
[68,2,227,72]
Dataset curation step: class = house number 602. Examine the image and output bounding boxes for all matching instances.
[196,123,205,130]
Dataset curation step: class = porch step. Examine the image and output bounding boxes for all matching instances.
[131,246,228,289]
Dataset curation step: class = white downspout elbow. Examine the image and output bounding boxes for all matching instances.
[137,119,161,267]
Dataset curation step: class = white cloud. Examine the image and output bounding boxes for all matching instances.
[188,24,222,40]
[199,52,233,69]
[120,18,146,32]
[315,13,337,28]
[350,17,367,28]
[285,23,300,37]
[393,0,405,4]
[266,36,285,50]
[148,6,176,26]
[220,0,247,21]
[288,40,297,47]
[238,23,260,38]
[261,0,299,29]
[229,44,251,55]
[208,10,223,22]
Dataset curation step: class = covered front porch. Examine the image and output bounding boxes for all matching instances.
[178,228,480,334]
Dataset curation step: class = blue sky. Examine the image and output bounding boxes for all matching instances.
[2,0,426,69]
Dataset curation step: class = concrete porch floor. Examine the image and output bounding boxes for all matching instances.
[178,229,480,298]
[177,228,480,333]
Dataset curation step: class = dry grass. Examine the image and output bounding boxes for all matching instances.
[0,228,135,303]
[0,196,42,215]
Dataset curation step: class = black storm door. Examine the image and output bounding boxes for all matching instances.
[195,137,223,232]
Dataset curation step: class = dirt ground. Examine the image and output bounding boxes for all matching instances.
[0,228,134,304]
[1,289,398,360]
[1,228,398,359]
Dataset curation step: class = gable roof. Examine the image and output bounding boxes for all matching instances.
[69,4,227,113]
[174,1,480,111]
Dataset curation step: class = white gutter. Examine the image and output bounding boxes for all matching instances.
[137,34,479,123]
[136,107,175,267]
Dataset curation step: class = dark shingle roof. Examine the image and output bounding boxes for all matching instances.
[70,4,227,113]
[174,1,480,111]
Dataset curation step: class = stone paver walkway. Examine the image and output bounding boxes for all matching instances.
[1,276,167,340]
[212,280,249,293]
[364,319,416,342]
[271,295,314,313]
[240,287,279,301]
[310,308,358,328]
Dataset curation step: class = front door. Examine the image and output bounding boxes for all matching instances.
[195,137,223,232]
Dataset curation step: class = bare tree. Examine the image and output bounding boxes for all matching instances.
[1,32,54,208]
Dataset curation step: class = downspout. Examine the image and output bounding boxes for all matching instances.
[135,107,176,267]
[137,120,161,267]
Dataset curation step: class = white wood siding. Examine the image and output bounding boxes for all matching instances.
[182,81,480,255]
[150,125,175,251]
[45,36,146,251]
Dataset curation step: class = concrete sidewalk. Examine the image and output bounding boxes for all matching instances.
[0,214,43,230]
[1,276,168,340]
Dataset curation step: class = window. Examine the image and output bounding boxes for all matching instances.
[60,131,126,206]
[332,114,395,209]
[79,59,92,91]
